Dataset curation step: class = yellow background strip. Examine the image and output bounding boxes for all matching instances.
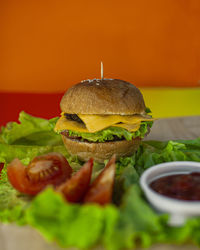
[141,88,200,118]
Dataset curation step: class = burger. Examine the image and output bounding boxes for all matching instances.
[55,79,154,163]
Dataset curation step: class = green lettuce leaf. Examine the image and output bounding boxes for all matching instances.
[0,164,28,226]
[0,112,82,167]
[67,121,153,142]
[1,112,200,250]
[104,185,168,250]
[25,188,119,249]
[0,111,61,146]
[0,144,67,164]
[133,138,200,175]
[145,107,152,114]
[113,164,139,205]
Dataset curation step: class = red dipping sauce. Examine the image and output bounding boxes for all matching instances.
[150,172,200,201]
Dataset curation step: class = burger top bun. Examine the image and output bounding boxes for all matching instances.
[60,79,146,115]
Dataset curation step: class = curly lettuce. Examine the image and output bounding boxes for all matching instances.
[1,112,200,250]
[0,111,60,146]
[68,121,153,142]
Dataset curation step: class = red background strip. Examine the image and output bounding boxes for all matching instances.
[1,92,63,126]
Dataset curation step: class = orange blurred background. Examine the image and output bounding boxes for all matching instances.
[0,0,200,92]
[0,0,200,125]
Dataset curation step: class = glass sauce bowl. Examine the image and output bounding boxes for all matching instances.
[140,161,200,226]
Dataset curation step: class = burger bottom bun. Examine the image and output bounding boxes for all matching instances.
[61,135,141,163]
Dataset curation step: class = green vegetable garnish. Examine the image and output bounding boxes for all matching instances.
[67,121,153,142]
[0,112,200,250]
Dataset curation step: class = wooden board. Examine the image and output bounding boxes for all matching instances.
[145,116,200,141]
[0,116,200,250]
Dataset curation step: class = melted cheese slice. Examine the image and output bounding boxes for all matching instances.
[112,123,141,131]
[55,116,142,133]
[78,114,154,132]
[55,117,140,133]
[55,116,88,133]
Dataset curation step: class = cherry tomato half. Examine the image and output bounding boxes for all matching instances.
[7,153,72,195]
[27,153,72,186]
[57,158,93,203]
[83,155,116,205]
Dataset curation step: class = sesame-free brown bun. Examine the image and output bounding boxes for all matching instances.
[60,79,146,115]
[61,135,141,163]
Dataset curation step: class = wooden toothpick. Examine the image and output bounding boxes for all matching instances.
[101,61,104,80]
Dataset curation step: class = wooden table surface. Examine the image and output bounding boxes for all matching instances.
[0,116,200,250]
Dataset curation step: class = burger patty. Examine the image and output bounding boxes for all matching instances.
[61,130,125,143]
[64,114,84,124]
